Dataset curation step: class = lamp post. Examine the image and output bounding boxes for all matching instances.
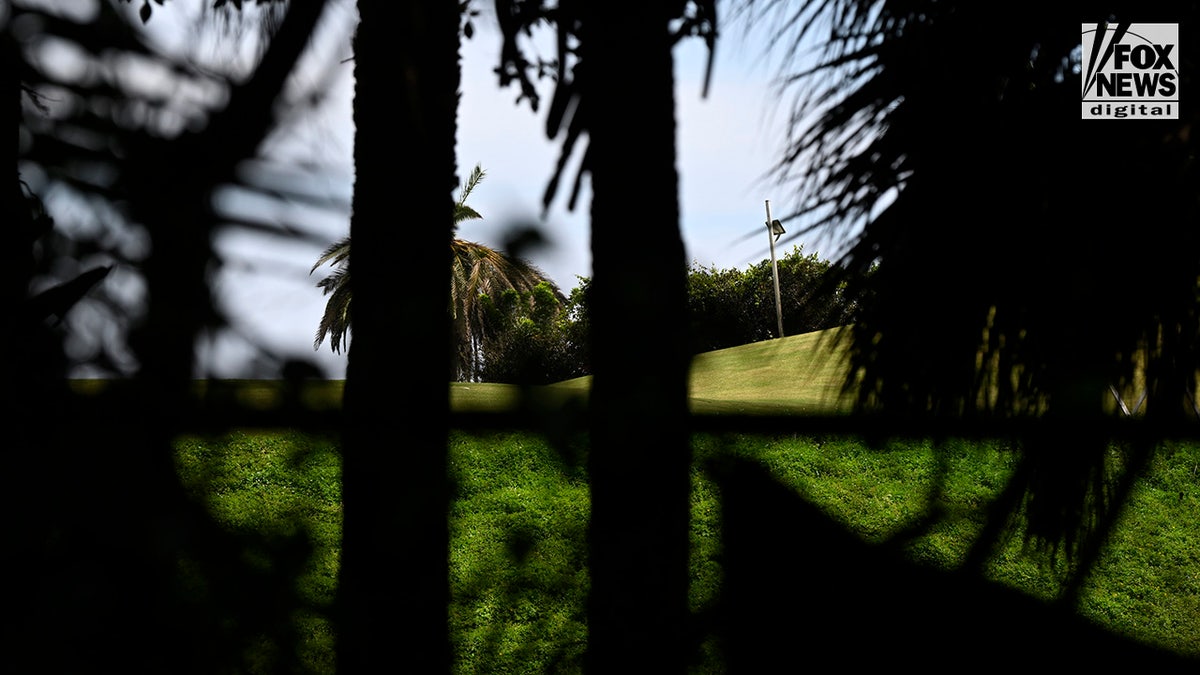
[765,200,785,338]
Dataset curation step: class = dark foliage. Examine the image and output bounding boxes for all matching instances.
[478,280,589,384]
[688,245,864,353]
[740,0,1200,560]
[12,1,338,672]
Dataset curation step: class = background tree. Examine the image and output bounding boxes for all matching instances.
[477,279,589,384]
[450,226,567,382]
[312,163,566,381]
[687,245,863,353]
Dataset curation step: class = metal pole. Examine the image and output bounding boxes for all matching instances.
[765,200,784,338]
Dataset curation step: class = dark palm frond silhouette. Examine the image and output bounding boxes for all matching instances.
[311,240,351,352]
[312,163,564,380]
[742,0,1200,558]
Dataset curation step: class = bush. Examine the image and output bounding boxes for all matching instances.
[688,245,863,353]
[478,280,590,384]
[473,248,863,382]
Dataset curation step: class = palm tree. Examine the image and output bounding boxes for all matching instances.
[449,174,568,381]
[312,163,564,380]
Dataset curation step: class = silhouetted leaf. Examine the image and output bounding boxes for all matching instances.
[27,266,113,324]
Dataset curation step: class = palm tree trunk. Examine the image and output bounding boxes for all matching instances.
[580,3,692,670]
[337,0,458,671]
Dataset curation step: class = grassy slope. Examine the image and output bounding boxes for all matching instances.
[464,327,855,415]
[685,327,854,414]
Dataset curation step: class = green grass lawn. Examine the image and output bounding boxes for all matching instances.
[173,428,1200,673]
[162,330,1200,672]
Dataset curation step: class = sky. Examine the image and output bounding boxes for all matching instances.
[454,12,804,287]
[84,1,835,379]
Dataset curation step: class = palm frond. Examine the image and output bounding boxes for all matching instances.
[311,236,351,274]
[751,0,1200,560]
[314,265,351,352]
[454,204,484,225]
[449,237,566,381]
[456,163,485,209]
[454,163,486,228]
[309,163,565,371]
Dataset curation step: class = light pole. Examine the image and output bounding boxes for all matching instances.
[764,199,785,338]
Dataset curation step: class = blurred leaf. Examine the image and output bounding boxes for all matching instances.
[27,266,113,324]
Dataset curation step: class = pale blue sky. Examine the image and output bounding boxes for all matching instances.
[456,13,801,288]
[67,1,831,378]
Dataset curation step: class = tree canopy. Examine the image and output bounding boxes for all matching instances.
[310,163,567,381]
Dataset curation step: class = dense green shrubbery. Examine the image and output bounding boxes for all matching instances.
[687,245,863,354]
[477,280,590,384]
[475,247,862,384]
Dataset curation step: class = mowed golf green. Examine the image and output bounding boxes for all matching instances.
[455,327,855,415]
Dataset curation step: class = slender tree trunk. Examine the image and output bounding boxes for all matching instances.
[337,0,458,671]
[581,3,692,671]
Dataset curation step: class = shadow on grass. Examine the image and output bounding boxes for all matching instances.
[448,430,591,673]
[706,453,1198,670]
